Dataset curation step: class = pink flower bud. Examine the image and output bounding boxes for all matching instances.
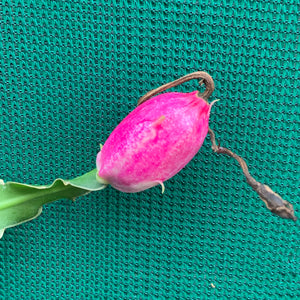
[96,91,214,193]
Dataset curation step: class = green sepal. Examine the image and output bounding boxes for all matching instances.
[0,169,106,238]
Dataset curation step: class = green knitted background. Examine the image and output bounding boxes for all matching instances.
[0,0,299,299]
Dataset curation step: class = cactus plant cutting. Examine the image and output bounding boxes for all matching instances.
[0,71,297,239]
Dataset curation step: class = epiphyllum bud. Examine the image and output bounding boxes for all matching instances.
[96,91,214,193]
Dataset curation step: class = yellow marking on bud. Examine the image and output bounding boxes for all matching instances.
[152,115,166,127]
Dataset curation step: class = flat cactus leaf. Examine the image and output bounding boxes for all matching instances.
[0,169,106,238]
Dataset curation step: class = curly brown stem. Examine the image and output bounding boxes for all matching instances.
[137,71,214,105]
[208,128,297,221]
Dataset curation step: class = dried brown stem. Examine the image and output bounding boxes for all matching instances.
[208,128,297,221]
[137,71,214,105]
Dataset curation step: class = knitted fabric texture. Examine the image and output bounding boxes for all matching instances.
[0,1,299,299]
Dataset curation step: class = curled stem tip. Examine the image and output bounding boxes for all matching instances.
[138,71,215,106]
[208,128,297,221]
